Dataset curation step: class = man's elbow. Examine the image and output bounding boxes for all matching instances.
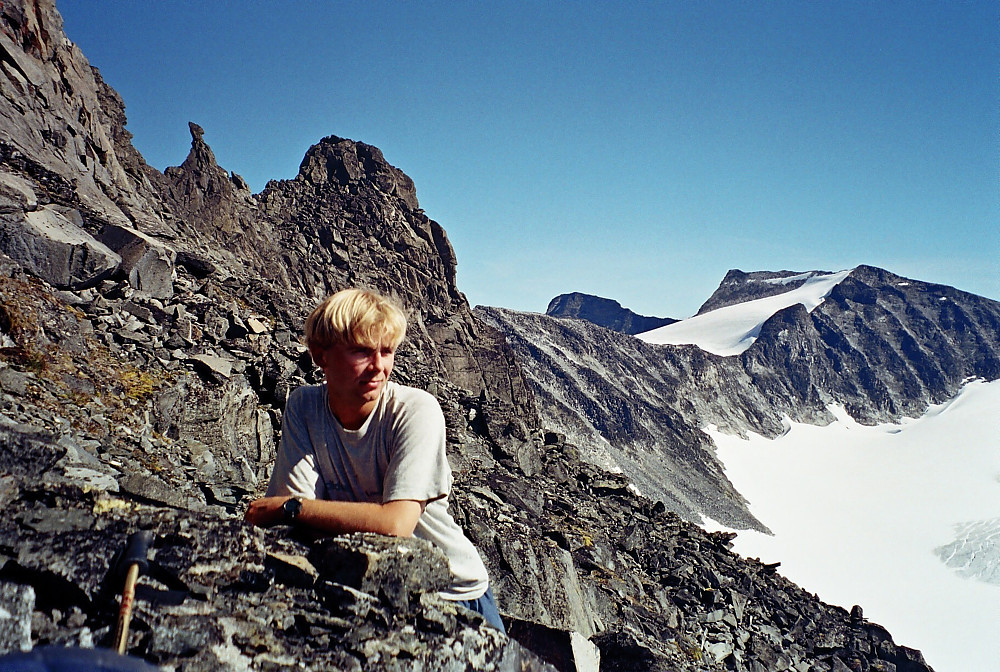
[381,519,418,537]
[378,500,422,537]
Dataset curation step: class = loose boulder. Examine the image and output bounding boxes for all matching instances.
[99,224,176,299]
[0,205,121,288]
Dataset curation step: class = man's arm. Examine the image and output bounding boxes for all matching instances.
[245,496,424,537]
[265,387,325,498]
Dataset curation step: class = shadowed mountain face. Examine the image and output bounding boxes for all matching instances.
[0,2,943,670]
[546,292,677,335]
[480,266,1000,530]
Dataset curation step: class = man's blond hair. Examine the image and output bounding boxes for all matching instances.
[305,288,407,352]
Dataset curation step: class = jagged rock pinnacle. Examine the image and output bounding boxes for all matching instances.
[296,135,419,210]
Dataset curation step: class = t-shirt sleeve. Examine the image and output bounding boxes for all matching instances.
[381,390,451,504]
[265,388,325,499]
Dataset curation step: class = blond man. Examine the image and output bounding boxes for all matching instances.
[245,288,503,630]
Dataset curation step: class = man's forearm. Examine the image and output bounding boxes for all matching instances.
[300,498,423,536]
[245,496,423,537]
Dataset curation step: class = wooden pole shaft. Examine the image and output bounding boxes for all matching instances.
[113,563,140,654]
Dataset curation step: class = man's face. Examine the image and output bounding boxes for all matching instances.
[315,339,396,413]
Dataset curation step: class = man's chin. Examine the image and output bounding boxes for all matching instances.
[360,382,385,398]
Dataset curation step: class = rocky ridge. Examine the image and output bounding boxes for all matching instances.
[0,1,938,670]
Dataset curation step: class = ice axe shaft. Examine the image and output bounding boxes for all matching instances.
[113,530,153,654]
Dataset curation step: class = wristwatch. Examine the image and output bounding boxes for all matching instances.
[281,497,303,523]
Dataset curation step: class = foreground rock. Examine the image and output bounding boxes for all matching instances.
[0,427,546,670]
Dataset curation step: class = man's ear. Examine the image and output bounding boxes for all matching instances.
[310,347,325,368]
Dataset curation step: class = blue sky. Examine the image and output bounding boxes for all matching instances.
[58,1,998,318]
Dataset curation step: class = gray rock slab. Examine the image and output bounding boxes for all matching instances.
[0,206,121,289]
[188,353,233,380]
[0,171,37,214]
[118,473,201,510]
[506,619,601,672]
[246,316,268,334]
[58,466,120,493]
[310,533,451,613]
[0,368,31,396]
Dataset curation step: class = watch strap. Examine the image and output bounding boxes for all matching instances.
[281,497,302,523]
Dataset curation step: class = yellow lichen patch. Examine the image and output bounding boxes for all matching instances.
[93,496,133,515]
[119,369,160,402]
[565,523,595,547]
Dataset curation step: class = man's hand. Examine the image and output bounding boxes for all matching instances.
[244,496,289,527]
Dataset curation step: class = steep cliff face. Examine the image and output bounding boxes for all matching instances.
[479,305,763,530]
[0,0,168,234]
[0,2,940,671]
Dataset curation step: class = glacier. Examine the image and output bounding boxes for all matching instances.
[704,379,1000,672]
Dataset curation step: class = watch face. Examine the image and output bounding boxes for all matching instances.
[282,497,302,521]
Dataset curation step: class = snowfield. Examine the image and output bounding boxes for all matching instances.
[637,269,852,355]
[703,379,1000,672]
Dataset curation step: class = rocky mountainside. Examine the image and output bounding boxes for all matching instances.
[479,266,1000,529]
[0,1,939,670]
[546,293,676,335]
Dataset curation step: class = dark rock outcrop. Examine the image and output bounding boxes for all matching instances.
[546,292,676,335]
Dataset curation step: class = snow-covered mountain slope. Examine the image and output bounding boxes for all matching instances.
[478,265,1000,529]
[705,378,1000,672]
[695,268,845,314]
[638,269,851,355]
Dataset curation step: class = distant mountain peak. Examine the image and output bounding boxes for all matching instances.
[642,270,852,355]
[697,268,841,315]
[546,292,676,335]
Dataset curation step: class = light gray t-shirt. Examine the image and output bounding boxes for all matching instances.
[266,381,489,600]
